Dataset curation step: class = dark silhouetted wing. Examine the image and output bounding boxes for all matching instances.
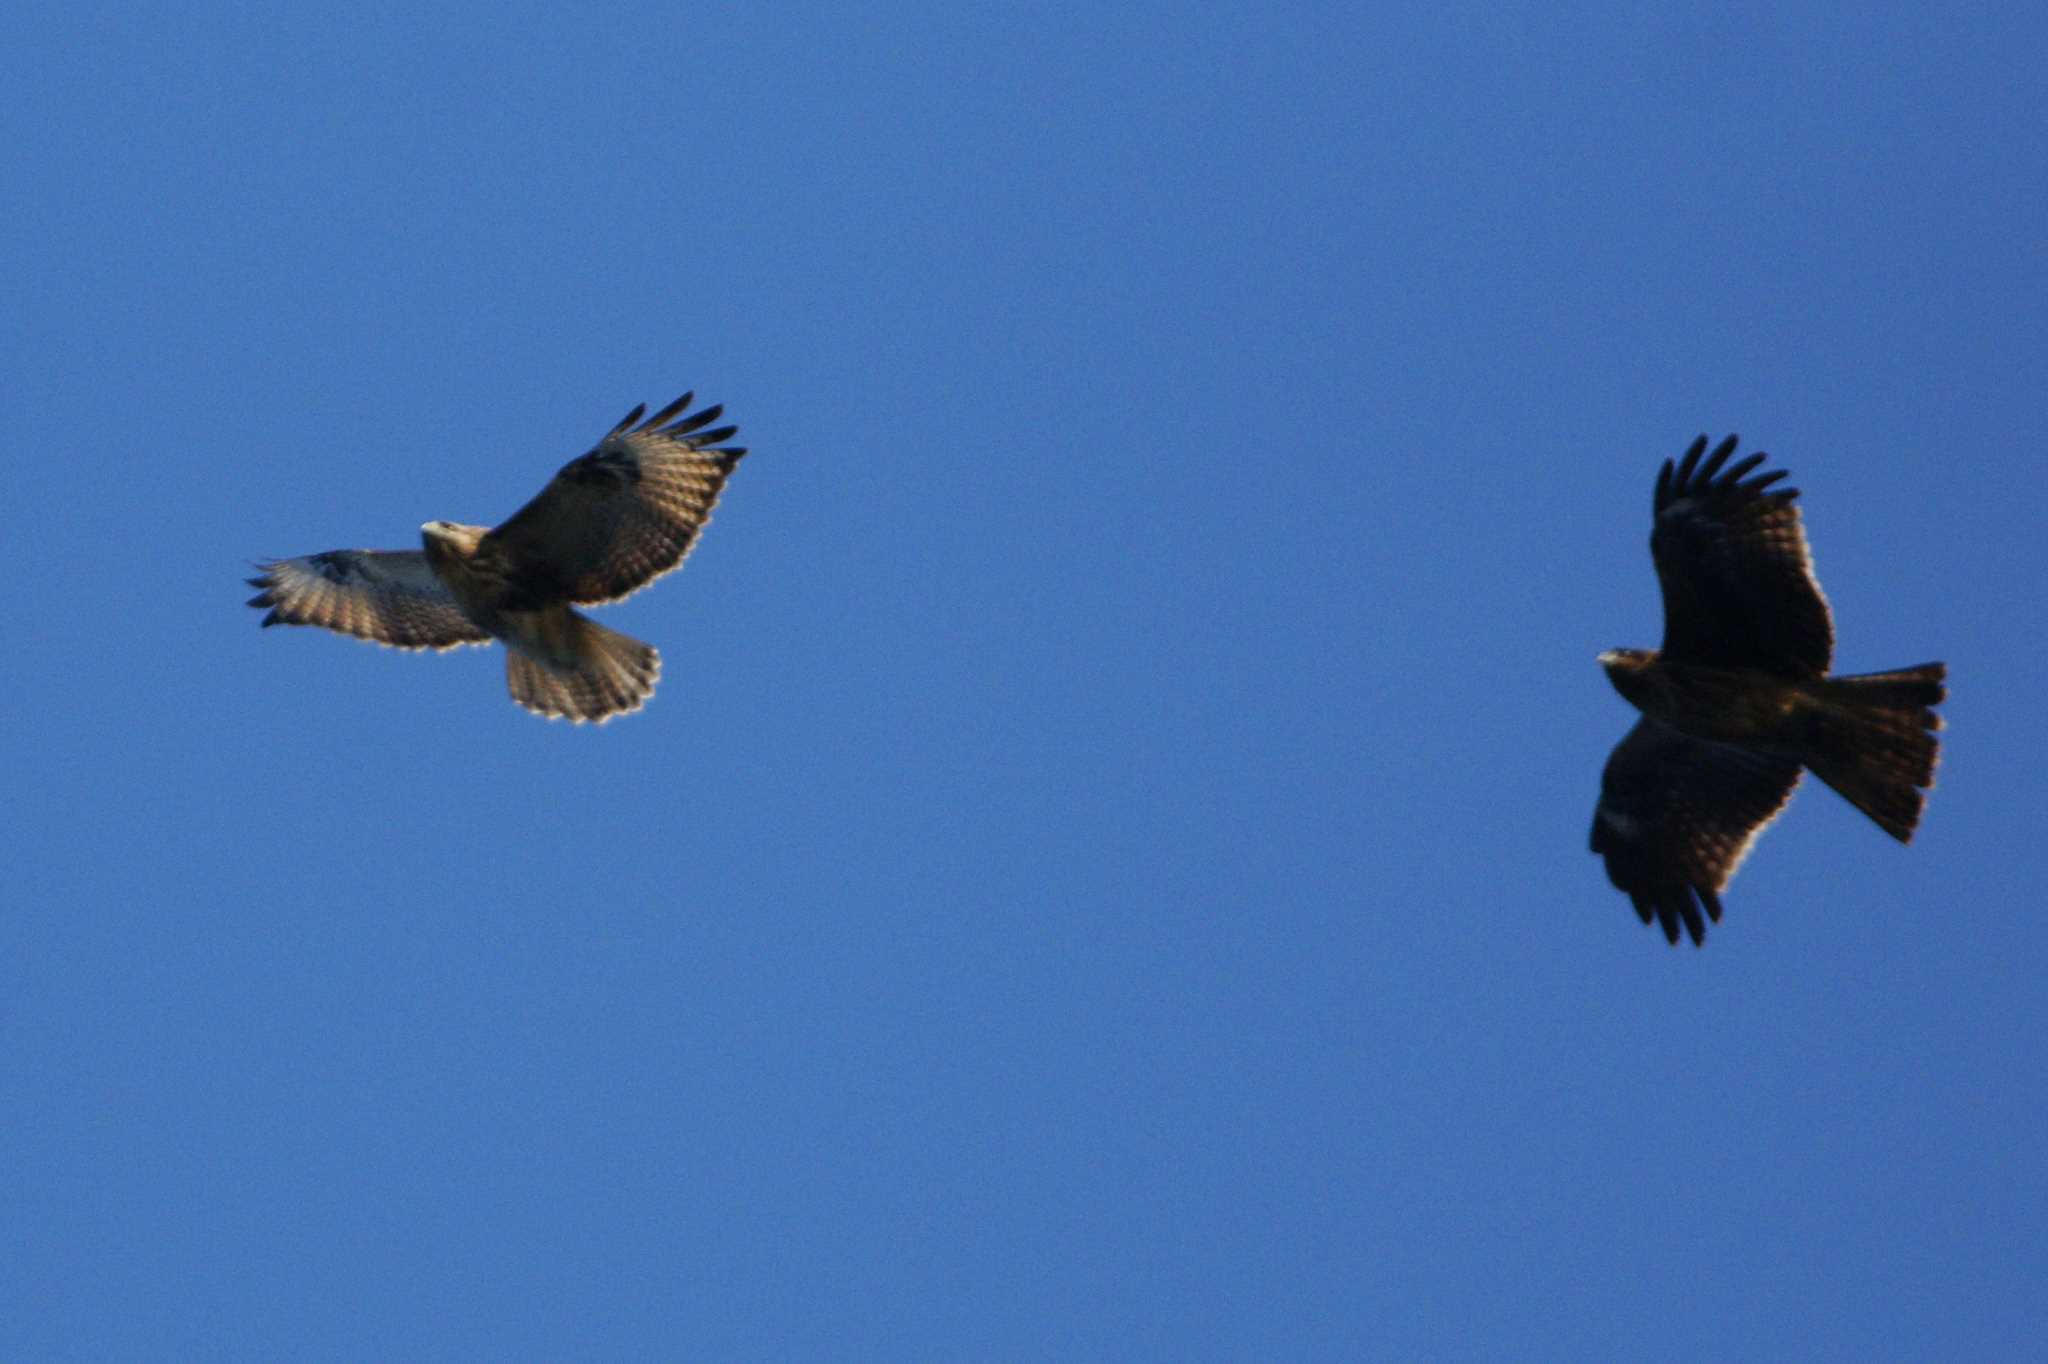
[1651,434,1833,677]
[1590,717,1803,946]
[485,392,747,608]
[247,550,490,650]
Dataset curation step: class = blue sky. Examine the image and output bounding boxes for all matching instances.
[5,4,2045,1358]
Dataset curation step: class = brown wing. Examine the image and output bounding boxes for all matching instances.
[484,392,747,608]
[1590,717,1803,946]
[1651,435,1833,677]
[246,550,490,650]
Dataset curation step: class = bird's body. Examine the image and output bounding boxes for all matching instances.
[1599,651,1808,750]
[248,391,745,724]
[1590,435,1945,945]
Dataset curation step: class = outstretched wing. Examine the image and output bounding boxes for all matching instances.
[484,392,747,607]
[1590,717,1803,946]
[247,550,490,650]
[1651,434,1833,677]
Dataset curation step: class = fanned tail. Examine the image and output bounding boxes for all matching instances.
[505,612,660,724]
[1802,663,1946,841]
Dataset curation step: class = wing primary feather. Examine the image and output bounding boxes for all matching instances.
[1673,436,1709,489]
[658,400,719,435]
[1719,452,1769,485]
[1696,434,1742,483]
[1745,469,1791,495]
[609,403,648,436]
[1679,896,1705,946]
[642,392,696,430]
[693,425,740,447]
[1699,886,1724,924]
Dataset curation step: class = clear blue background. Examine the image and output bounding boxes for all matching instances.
[5,5,2043,1358]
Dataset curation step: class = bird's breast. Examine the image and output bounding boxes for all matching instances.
[1642,662,1808,748]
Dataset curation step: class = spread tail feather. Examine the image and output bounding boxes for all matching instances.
[1802,662,1945,842]
[505,612,661,724]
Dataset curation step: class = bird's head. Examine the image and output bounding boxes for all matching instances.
[1598,647,1659,706]
[420,520,487,563]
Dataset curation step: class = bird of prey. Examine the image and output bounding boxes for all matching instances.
[248,390,746,724]
[1591,435,1945,945]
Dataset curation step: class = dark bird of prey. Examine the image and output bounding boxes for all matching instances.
[248,391,746,724]
[1591,435,1945,946]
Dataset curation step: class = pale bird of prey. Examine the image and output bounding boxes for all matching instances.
[1591,435,1945,946]
[248,390,746,724]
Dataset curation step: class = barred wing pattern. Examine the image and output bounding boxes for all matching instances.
[486,393,748,608]
[247,550,490,651]
[1590,717,1804,946]
[1651,434,1834,678]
